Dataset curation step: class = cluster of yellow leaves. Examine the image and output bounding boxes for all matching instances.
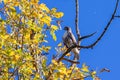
[2,0,64,40]
[44,60,97,80]
[0,0,63,79]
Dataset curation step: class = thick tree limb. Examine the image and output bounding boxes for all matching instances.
[57,0,119,62]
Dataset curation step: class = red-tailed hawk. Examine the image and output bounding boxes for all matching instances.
[62,26,79,60]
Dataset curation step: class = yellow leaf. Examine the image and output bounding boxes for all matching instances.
[12,61,16,65]
[52,60,58,65]
[58,67,66,75]
[66,53,71,57]
[9,6,16,12]
[49,8,57,15]
[41,16,51,26]
[50,30,57,41]
[54,12,64,18]
[1,35,9,40]
[42,46,51,52]
[32,12,38,17]
[38,13,43,18]
[25,54,33,61]
[14,54,20,61]
[9,52,14,56]
[51,25,59,30]
[4,0,12,4]
[34,73,40,79]
[81,63,89,72]
[67,69,72,74]
[52,33,57,41]
[13,2,20,6]
[39,3,50,13]
[51,8,57,12]
[91,71,96,78]
[31,0,39,4]
[58,43,62,47]
[27,69,33,74]
[60,46,67,51]
[21,17,25,23]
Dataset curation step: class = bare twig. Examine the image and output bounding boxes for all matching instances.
[75,0,81,45]
[62,58,80,64]
[46,70,52,80]
[69,65,76,79]
[114,15,120,18]
[100,68,110,73]
[79,32,96,41]
[56,20,63,30]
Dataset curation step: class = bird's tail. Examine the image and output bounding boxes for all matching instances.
[74,53,79,60]
[72,48,80,60]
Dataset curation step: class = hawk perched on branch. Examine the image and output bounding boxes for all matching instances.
[62,26,79,60]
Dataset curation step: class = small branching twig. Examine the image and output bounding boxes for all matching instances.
[69,65,76,79]
[46,70,52,80]
[79,32,96,41]
[62,58,80,64]
[100,68,110,73]
[114,15,120,18]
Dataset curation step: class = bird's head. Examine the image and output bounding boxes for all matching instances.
[63,26,70,31]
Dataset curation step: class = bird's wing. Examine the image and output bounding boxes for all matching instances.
[62,32,69,48]
[62,31,77,48]
[68,31,77,44]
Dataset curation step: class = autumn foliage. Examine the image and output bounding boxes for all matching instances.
[0,0,99,80]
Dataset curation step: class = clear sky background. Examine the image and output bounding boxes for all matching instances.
[40,0,120,80]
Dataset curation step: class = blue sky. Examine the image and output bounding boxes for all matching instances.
[40,0,120,80]
[0,0,120,80]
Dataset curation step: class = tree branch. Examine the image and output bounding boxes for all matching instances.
[75,0,81,45]
[77,0,119,49]
[79,32,96,41]
[62,58,80,64]
[57,45,77,63]
[114,15,120,18]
